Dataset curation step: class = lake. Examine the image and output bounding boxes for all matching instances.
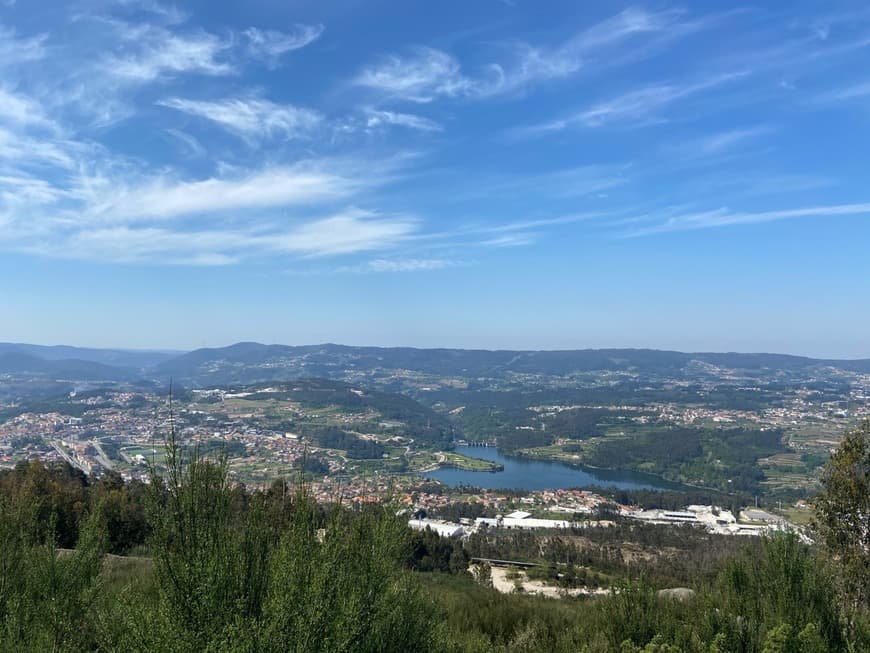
[423,446,682,492]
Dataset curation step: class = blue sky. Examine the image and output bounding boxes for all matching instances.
[1,0,869,357]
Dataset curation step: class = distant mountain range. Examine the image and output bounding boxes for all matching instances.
[0,343,178,369]
[0,352,137,382]
[1,341,869,386]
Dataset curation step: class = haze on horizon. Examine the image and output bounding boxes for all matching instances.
[1,1,869,359]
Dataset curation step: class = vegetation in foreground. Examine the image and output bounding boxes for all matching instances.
[0,421,867,652]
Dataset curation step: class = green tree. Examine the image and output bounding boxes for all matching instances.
[104,426,436,653]
[814,419,870,608]
[0,482,106,652]
[711,533,845,652]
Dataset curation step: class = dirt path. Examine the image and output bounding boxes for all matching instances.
[486,566,610,599]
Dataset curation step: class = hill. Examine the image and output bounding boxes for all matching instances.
[4,341,870,388]
[0,352,138,382]
[153,342,870,385]
[0,343,178,369]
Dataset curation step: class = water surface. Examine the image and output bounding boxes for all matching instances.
[424,446,681,492]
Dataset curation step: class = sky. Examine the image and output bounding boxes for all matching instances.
[1,0,869,357]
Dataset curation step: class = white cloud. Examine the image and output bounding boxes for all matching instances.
[367,257,456,272]
[354,46,468,102]
[481,233,536,247]
[364,109,442,132]
[0,173,67,207]
[483,165,627,199]
[0,126,79,169]
[816,79,870,103]
[158,97,322,141]
[265,209,416,257]
[56,226,243,264]
[81,162,363,222]
[114,0,188,25]
[568,7,680,51]
[665,126,772,159]
[342,257,460,273]
[353,44,576,102]
[0,87,56,129]
[353,8,709,103]
[103,25,233,81]
[244,25,323,64]
[23,208,418,264]
[524,72,748,134]
[0,25,47,65]
[627,202,870,236]
[162,128,205,156]
[692,126,771,154]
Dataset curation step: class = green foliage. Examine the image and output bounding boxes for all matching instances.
[814,419,870,609]
[584,427,786,493]
[0,481,106,652]
[496,429,554,453]
[97,430,437,653]
[711,533,846,652]
[260,502,436,653]
[310,426,386,459]
[1,422,869,652]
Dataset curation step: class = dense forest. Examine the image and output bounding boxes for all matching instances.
[308,426,387,460]
[0,422,867,652]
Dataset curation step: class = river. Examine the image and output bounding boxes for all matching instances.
[423,446,682,492]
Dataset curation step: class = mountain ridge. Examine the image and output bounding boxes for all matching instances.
[3,342,870,385]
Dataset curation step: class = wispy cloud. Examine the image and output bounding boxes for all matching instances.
[162,127,205,156]
[815,79,870,103]
[0,126,80,169]
[0,94,421,264]
[24,208,417,264]
[0,87,57,129]
[244,25,323,66]
[0,25,47,66]
[158,97,323,141]
[363,109,442,132]
[566,7,684,52]
[353,7,716,103]
[352,40,571,102]
[102,23,233,81]
[665,126,773,159]
[268,209,416,257]
[81,161,365,222]
[626,202,870,236]
[354,46,468,103]
[692,126,771,154]
[111,0,188,25]
[520,72,748,135]
[471,165,628,199]
[368,257,458,272]
[338,257,462,273]
[480,233,537,247]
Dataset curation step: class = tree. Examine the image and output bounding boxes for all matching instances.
[814,419,870,608]
[104,424,436,653]
[0,476,106,652]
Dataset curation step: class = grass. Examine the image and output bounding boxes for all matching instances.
[439,451,503,472]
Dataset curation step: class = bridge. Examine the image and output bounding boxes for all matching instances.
[470,557,539,568]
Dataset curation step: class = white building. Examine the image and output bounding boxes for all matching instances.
[408,519,465,539]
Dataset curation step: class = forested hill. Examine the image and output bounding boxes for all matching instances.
[221,379,455,449]
[0,352,138,382]
[3,341,870,386]
[153,342,870,385]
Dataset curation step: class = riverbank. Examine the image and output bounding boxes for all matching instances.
[423,446,679,491]
[416,450,505,473]
[508,447,723,495]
